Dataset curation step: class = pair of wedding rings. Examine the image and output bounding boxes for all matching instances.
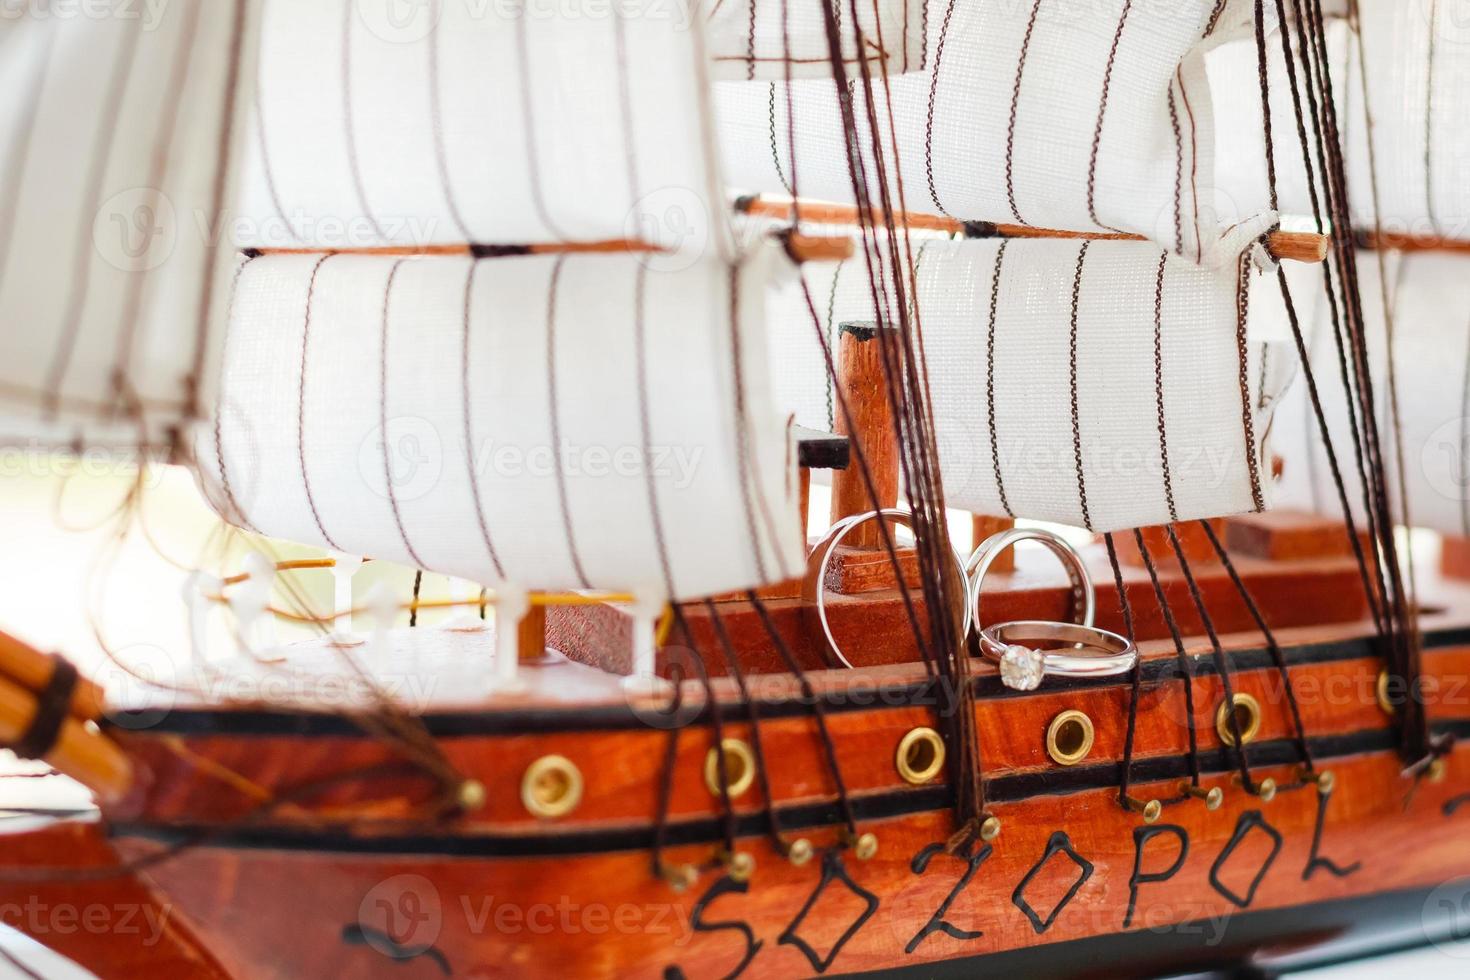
[803,512,1137,690]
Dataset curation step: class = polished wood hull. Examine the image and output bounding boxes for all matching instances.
[4,610,1470,978]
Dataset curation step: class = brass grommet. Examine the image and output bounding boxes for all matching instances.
[1215,693,1262,747]
[787,838,814,866]
[521,755,584,819]
[704,738,756,799]
[896,727,947,785]
[1045,709,1095,767]
[1124,795,1162,823]
[1255,777,1278,802]
[1182,783,1224,810]
[723,850,756,882]
[979,816,1002,842]
[1428,758,1448,783]
[1302,768,1335,795]
[1377,670,1397,715]
[457,778,487,812]
[853,832,878,861]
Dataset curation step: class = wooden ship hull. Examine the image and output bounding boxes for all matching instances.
[7,516,1470,979]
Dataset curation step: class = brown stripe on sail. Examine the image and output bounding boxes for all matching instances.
[298,254,344,552]
[612,2,641,213]
[1153,251,1178,522]
[632,262,678,597]
[923,0,958,217]
[985,240,1015,518]
[1425,0,1441,236]
[187,0,250,420]
[1167,85,1184,255]
[1234,251,1265,513]
[212,253,261,534]
[341,0,389,243]
[0,20,56,300]
[460,258,507,581]
[545,256,594,589]
[379,258,430,568]
[1204,0,1229,37]
[726,262,770,585]
[1175,66,1203,263]
[107,2,205,419]
[1004,0,1044,225]
[1069,240,1094,530]
[43,18,144,418]
[428,0,473,241]
[253,0,302,246]
[1087,0,1133,233]
[1459,305,1470,538]
[513,0,570,242]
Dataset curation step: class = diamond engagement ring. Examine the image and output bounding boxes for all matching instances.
[977,621,1138,691]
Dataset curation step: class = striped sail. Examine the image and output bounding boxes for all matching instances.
[1271,252,1470,538]
[707,0,926,80]
[0,2,259,450]
[195,244,804,598]
[773,235,1295,532]
[235,0,731,255]
[716,0,1279,266]
[1214,0,1469,238]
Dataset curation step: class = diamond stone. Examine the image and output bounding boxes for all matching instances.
[999,644,1044,690]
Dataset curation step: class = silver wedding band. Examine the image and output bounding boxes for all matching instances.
[966,527,1094,632]
[977,620,1138,690]
[803,509,972,670]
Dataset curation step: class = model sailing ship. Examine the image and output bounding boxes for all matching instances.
[1,0,1469,975]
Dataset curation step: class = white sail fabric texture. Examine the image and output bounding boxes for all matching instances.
[1214,2,1470,237]
[237,0,730,256]
[717,0,1277,266]
[0,2,258,450]
[771,237,1292,532]
[1272,252,1470,538]
[707,0,926,80]
[196,246,803,599]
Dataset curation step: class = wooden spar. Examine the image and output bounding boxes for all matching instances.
[736,196,1331,264]
[0,629,105,720]
[829,322,900,550]
[0,671,132,803]
[1356,231,1470,255]
[252,234,856,264]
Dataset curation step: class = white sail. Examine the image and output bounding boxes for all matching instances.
[707,0,926,80]
[1214,1,1469,239]
[1271,251,1470,538]
[195,244,804,599]
[0,2,259,450]
[773,234,1295,532]
[235,0,730,255]
[716,0,1278,266]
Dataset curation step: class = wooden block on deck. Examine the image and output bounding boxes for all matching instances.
[1442,535,1470,581]
[1225,510,1355,561]
[1114,520,1223,567]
